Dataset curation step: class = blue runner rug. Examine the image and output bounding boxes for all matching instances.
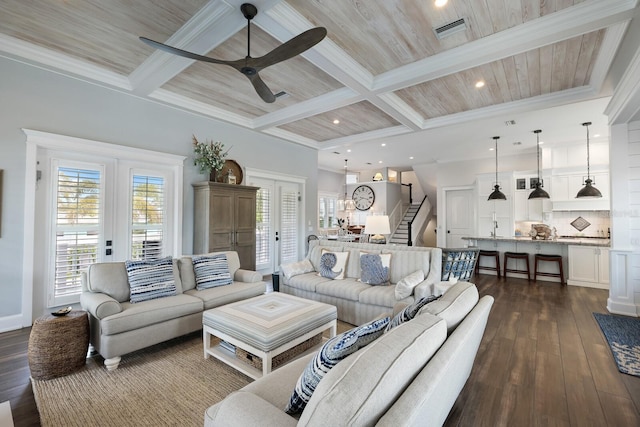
[593,313,640,377]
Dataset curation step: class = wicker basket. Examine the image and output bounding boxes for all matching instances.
[235,333,322,370]
[28,310,89,380]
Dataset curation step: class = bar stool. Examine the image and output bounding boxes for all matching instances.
[534,254,565,285]
[503,252,530,280]
[475,250,501,277]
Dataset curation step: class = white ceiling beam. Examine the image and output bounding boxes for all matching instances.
[590,22,631,94]
[319,126,413,151]
[129,1,242,95]
[261,127,320,148]
[253,87,362,130]
[373,0,639,93]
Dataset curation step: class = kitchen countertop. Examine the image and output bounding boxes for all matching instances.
[462,236,610,247]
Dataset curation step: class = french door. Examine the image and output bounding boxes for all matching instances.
[250,175,303,275]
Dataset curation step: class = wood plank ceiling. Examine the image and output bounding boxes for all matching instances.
[0,0,636,170]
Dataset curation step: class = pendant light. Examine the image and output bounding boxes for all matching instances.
[337,159,355,211]
[576,122,602,198]
[528,129,550,199]
[488,136,507,200]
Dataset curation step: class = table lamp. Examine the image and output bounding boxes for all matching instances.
[364,215,390,244]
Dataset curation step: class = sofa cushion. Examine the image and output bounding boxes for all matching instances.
[285,316,390,415]
[318,250,349,280]
[358,284,404,308]
[281,259,314,279]
[193,254,233,290]
[395,270,425,300]
[386,294,440,331]
[418,281,479,333]
[298,313,447,426]
[185,281,266,310]
[359,253,391,285]
[100,294,203,335]
[286,272,330,293]
[178,256,197,291]
[315,279,370,302]
[125,257,178,303]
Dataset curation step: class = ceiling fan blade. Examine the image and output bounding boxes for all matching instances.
[139,37,241,68]
[247,73,276,103]
[250,27,327,70]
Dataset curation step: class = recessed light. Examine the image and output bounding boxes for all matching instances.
[475,81,485,88]
[333,119,340,124]
[381,143,386,147]
[378,160,383,164]
[489,148,494,151]
[347,149,351,152]
[435,0,448,7]
[538,141,544,145]
[409,156,414,160]
[594,134,600,138]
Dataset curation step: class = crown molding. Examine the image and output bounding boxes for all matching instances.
[605,36,640,124]
[149,88,254,128]
[261,127,320,148]
[590,22,631,94]
[0,34,131,90]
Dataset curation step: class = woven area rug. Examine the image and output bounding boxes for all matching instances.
[31,332,251,426]
[593,312,640,377]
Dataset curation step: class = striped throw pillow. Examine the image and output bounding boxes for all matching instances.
[285,316,390,415]
[125,256,177,303]
[385,294,440,332]
[192,254,233,290]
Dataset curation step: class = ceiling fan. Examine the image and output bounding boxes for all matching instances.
[140,3,327,103]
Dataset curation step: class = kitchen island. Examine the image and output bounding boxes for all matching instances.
[462,236,610,288]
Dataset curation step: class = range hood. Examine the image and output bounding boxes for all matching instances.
[551,199,610,211]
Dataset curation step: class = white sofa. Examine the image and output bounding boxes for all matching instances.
[80,251,265,370]
[204,281,494,426]
[280,240,442,325]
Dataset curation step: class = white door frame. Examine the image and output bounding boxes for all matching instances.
[439,185,476,248]
[245,168,306,274]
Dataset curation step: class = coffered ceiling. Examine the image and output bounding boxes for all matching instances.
[0,0,637,171]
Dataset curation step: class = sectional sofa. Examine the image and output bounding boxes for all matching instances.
[205,281,494,426]
[80,251,265,370]
[280,240,443,325]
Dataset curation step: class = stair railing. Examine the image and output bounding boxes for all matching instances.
[401,183,413,204]
[407,195,428,246]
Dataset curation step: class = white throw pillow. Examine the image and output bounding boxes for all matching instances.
[318,249,349,280]
[394,269,425,300]
[281,259,314,279]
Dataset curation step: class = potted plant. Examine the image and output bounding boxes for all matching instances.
[192,135,230,182]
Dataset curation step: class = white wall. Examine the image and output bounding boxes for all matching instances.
[0,57,318,325]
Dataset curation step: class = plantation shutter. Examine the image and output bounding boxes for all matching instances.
[279,187,299,266]
[53,166,101,302]
[255,187,272,268]
[130,175,165,260]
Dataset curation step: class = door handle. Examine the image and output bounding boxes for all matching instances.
[447,230,450,234]
[275,231,279,242]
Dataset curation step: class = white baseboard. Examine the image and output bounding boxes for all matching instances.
[0,314,24,334]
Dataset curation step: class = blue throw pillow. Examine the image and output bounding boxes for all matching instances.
[125,256,177,303]
[284,316,390,415]
[192,254,233,290]
[385,294,440,332]
[360,253,390,285]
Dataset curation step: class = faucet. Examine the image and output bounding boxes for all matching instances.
[491,220,498,238]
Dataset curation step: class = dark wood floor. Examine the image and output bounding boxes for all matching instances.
[1,274,639,426]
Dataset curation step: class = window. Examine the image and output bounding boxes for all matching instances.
[130,175,165,261]
[52,164,102,305]
[318,192,338,229]
[26,129,185,309]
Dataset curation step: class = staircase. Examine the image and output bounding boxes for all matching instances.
[389,204,421,245]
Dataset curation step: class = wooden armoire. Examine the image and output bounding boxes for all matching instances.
[192,182,258,270]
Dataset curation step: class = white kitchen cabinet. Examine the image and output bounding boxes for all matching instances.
[514,191,544,222]
[567,245,609,289]
[550,171,610,211]
[476,173,513,237]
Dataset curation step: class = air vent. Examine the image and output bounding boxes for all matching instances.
[433,18,467,40]
[333,151,340,155]
[505,120,516,126]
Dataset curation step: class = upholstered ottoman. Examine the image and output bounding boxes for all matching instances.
[203,293,337,379]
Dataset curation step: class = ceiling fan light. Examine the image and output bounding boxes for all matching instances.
[576,178,603,198]
[528,183,550,199]
[488,184,507,200]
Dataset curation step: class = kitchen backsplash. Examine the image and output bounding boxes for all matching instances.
[516,210,610,238]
